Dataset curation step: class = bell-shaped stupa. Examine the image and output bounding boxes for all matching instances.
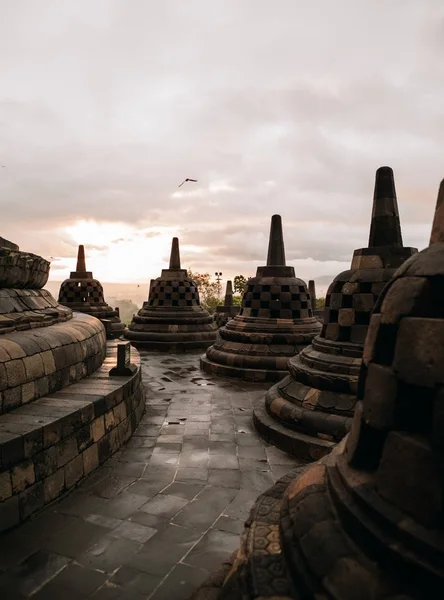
[125,237,217,351]
[58,245,125,339]
[214,280,240,328]
[255,167,418,460]
[191,178,444,600]
[200,215,322,381]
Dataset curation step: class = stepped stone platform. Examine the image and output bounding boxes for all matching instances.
[0,238,144,531]
[201,215,322,382]
[191,176,444,600]
[255,167,417,460]
[125,237,218,352]
[58,245,125,339]
[214,281,240,328]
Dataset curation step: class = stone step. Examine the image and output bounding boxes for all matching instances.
[253,400,334,462]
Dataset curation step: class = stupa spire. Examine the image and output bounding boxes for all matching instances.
[368,166,403,247]
[169,237,181,270]
[308,280,316,311]
[266,215,286,266]
[76,245,87,272]
[429,179,444,245]
[224,280,233,307]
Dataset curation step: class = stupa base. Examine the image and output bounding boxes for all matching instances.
[125,330,217,352]
[253,400,335,461]
[200,354,288,382]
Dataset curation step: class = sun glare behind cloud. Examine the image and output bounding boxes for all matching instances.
[50,219,181,283]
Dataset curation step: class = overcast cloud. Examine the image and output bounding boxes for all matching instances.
[0,0,443,292]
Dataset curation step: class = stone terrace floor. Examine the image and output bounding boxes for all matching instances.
[0,350,304,600]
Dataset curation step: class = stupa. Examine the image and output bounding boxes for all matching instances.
[200,215,322,381]
[191,178,444,600]
[0,238,144,531]
[308,279,324,322]
[125,237,218,351]
[254,167,417,459]
[58,245,125,339]
[214,280,240,328]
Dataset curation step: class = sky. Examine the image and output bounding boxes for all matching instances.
[1,0,443,297]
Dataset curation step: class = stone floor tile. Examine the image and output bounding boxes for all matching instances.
[112,462,147,478]
[0,531,40,570]
[109,520,157,544]
[223,489,261,520]
[84,514,124,530]
[54,492,106,517]
[87,475,137,499]
[172,487,237,532]
[238,457,270,471]
[175,467,209,484]
[141,464,177,482]
[90,582,146,600]
[94,493,147,519]
[209,454,239,470]
[150,563,210,600]
[38,518,110,558]
[127,525,201,577]
[110,566,161,595]
[139,494,189,519]
[78,535,142,573]
[128,511,170,530]
[35,563,107,598]
[213,515,245,535]
[125,479,169,498]
[237,445,267,459]
[152,442,182,453]
[208,469,241,489]
[162,482,206,500]
[179,450,209,468]
[240,470,275,492]
[184,528,240,572]
[0,550,70,598]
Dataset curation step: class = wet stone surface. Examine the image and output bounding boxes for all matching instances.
[0,350,304,600]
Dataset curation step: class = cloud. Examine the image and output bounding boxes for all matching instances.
[0,0,442,282]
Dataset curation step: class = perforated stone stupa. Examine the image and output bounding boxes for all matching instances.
[125,237,218,351]
[58,245,125,339]
[200,215,322,381]
[191,178,444,600]
[214,280,240,328]
[254,167,418,459]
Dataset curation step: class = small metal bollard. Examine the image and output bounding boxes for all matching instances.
[109,342,137,376]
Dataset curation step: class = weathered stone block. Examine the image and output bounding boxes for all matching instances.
[21,382,35,404]
[64,454,84,489]
[376,431,443,528]
[5,359,25,387]
[43,469,65,504]
[381,277,430,325]
[82,443,99,475]
[92,416,105,442]
[41,350,56,375]
[57,436,78,468]
[0,494,19,532]
[11,460,35,493]
[0,470,12,501]
[393,317,444,387]
[19,481,44,519]
[23,354,45,382]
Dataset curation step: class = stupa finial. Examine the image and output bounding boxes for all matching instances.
[429,179,444,246]
[224,280,233,307]
[76,245,87,272]
[169,237,181,270]
[308,280,316,312]
[368,166,403,247]
[266,215,286,266]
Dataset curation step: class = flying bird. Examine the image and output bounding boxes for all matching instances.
[178,178,198,188]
